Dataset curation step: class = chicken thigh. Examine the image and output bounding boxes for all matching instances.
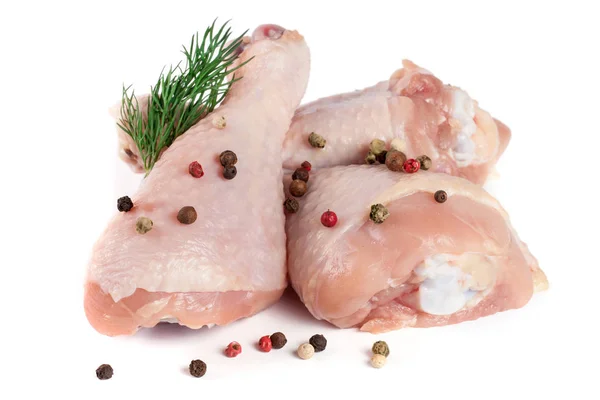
[84,24,310,336]
[285,165,547,333]
[283,60,510,184]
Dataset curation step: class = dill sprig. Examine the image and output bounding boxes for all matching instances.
[118,20,249,173]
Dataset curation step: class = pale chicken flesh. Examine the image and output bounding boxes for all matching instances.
[285,165,547,333]
[119,60,509,185]
[84,25,310,336]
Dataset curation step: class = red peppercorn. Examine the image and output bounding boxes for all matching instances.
[321,210,338,228]
[403,158,420,173]
[301,161,312,171]
[258,335,272,352]
[189,161,204,178]
[225,341,242,358]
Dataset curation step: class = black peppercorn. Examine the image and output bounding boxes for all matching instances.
[189,359,207,377]
[270,332,288,349]
[289,179,307,197]
[96,364,113,380]
[223,166,237,180]
[434,190,448,203]
[375,150,388,164]
[309,334,327,352]
[385,150,407,172]
[292,168,309,183]
[219,150,238,167]
[117,196,133,212]
[177,206,197,224]
[283,198,299,213]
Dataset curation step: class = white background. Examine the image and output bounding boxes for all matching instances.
[1,0,598,398]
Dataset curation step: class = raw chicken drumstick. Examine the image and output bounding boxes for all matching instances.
[84,24,310,336]
[283,60,510,184]
[119,60,510,185]
[285,165,547,333]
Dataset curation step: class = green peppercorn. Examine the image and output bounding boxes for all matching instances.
[434,190,448,203]
[417,155,432,170]
[372,340,389,357]
[177,206,197,224]
[375,150,388,164]
[270,332,288,349]
[370,204,390,224]
[308,132,326,148]
[292,168,309,182]
[135,216,153,234]
[283,198,299,213]
[117,196,133,212]
[385,150,407,172]
[289,179,307,197]
[365,151,377,165]
[309,334,327,352]
[189,359,207,377]
[219,150,238,167]
[223,166,237,180]
[369,139,387,156]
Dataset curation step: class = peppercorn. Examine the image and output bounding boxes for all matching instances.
[289,179,307,197]
[416,155,432,170]
[292,168,309,183]
[95,364,113,380]
[301,161,312,171]
[372,340,390,357]
[135,216,153,234]
[223,166,237,180]
[297,343,315,360]
[117,196,133,212]
[376,150,388,164]
[321,210,338,228]
[270,332,287,349]
[371,354,387,368]
[189,359,207,377]
[370,204,390,224]
[390,138,407,153]
[188,161,204,178]
[259,335,272,352]
[403,158,420,173]
[177,206,197,224]
[365,151,377,165]
[434,190,448,203]
[309,334,327,352]
[284,198,299,214]
[225,341,242,358]
[369,139,387,156]
[308,132,326,148]
[385,150,407,172]
[212,115,226,129]
[219,150,238,167]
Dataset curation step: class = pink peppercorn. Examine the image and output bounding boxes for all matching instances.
[321,210,338,228]
[301,161,312,172]
[259,336,272,352]
[403,158,420,173]
[225,341,242,358]
[189,161,204,178]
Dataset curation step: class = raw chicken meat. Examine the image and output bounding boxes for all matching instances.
[118,60,510,185]
[84,24,310,336]
[285,165,547,333]
[283,60,511,184]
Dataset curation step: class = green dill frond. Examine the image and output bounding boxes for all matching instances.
[117,20,250,173]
